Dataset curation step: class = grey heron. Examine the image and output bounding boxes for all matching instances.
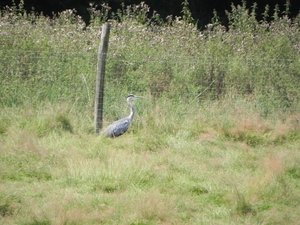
[103,94,142,138]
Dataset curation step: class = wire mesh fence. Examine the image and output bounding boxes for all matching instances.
[1,50,300,113]
[1,25,300,118]
[0,50,96,111]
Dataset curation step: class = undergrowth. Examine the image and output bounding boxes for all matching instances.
[0,1,299,114]
[1,0,300,224]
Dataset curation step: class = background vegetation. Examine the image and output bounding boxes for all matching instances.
[1,1,300,224]
[1,0,300,28]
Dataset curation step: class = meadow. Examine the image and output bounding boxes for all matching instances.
[1,1,300,224]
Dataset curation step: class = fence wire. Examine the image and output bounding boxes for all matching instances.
[0,50,96,110]
[0,49,299,116]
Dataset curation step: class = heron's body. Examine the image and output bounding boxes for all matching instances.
[103,94,141,138]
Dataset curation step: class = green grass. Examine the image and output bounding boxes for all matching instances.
[1,1,300,224]
[1,1,300,112]
[1,102,300,224]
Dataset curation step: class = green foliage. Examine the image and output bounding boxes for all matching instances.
[261,4,270,22]
[19,219,52,225]
[189,186,209,195]
[0,4,300,223]
[18,113,72,137]
[181,0,194,24]
[0,101,300,224]
[0,203,13,217]
[111,2,163,26]
[286,167,300,179]
[0,117,10,135]
[55,114,73,133]
[234,190,256,215]
[88,3,111,26]
[1,0,299,115]
[0,151,52,181]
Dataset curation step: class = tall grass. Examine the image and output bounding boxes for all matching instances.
[1,1,300,224]
[1,1,300,113]
[1,101,300,224]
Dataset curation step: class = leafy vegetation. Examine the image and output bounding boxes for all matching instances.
[1,1,300,224]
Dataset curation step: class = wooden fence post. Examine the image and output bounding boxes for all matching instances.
[95,23,110,134]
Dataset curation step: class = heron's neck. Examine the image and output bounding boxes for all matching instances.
[128,101,135,120]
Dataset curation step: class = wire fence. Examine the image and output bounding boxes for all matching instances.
[0,50,96,110]
[1,46,300,117]
[1,50,300,110]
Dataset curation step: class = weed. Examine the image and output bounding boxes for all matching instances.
[286,166,300,180]
[234,189,256,216]
[189,186,209,195]
[0,203,13,217]
[55,114,73,133]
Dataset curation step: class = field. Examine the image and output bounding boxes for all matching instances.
[1,1,300,224]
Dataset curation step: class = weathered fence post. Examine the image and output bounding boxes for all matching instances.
[95,23,110,134]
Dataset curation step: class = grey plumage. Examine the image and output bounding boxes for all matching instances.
[103,94,142,138]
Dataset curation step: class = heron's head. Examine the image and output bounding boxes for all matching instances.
[127,94,143,103]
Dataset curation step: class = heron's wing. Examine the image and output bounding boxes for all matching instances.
[104,117,131,138]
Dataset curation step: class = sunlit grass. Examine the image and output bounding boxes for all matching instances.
[1,1,300,224]
[0,101,300,224]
